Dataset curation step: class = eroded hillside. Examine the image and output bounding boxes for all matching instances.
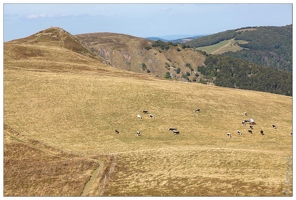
[76,32,206,82]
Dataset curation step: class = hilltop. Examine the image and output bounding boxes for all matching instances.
[4,26,293,196]
[4,27,112,73]
[7,27,107,63]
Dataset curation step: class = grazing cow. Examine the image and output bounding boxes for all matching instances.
[250,125,253,129]
[195,108,200,112]
[260,130,264,135]
[172,130,180,135]
[136,131,141,136]
[248,130,253,134]
[290,132,293,136]
[115,130,119,134]
[137,114,142,119]
[142,110,148,114]
[227,133,231,138]
[242,119,250,125]
[169,127,177,131]
[237,130,242,135]
[149,114,154,119]
[272,124,277,129]
[244,112,247,116]
[250,118,256,125]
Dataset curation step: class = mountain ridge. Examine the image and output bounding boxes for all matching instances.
[4,26,292,96]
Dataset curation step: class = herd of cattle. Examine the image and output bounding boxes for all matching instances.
[227,111,292,138]
[114,109,180,137]
[114,110,292,138]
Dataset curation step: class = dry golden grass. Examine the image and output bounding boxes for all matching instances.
[104,147,291,196]
[4,132,100,196]
[4,30,292,196]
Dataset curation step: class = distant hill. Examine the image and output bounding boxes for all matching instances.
[153,34,196,41]
[145,37,169,42]
[185,25,292,71]
[171,35,206,44]
[146,35,206,43]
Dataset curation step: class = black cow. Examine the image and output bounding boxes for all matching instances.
[195,108,200,112]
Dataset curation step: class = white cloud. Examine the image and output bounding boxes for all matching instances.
[27,14,46,19]
[26,13,68,19]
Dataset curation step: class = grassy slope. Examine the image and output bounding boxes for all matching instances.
[4,32,292,196]
[196,38,248,54]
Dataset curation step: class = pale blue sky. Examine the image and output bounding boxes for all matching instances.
[3,3,293,42]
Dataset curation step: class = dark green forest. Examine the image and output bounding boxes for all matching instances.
[198,54,292,96]
[223,25,292,71]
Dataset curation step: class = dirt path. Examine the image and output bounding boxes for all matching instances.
[81,160,104,196]
[211,39,233,54]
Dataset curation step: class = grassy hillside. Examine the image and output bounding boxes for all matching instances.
[4,27,293,196]
[76,32,205,82]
